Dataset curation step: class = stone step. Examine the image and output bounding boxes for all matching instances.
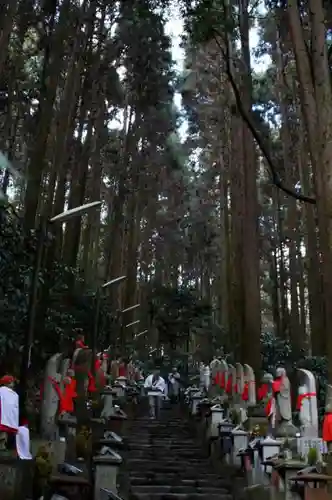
[126,454,207,461]
[127,460,211,468]
[128,472,229,482]
[121,406,233,500]
[131,486,230,495]
[129,478,230,488]
[126,447,202,453]
[128,440,195,445]
[131,494,232,500]
[127,462,214,470]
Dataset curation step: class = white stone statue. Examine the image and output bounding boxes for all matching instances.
[228,364,237,396]
[297,368,318,437]
[199,362,205,389]
[261,372,276,436]
[101,352,109,377]
[219,359,228,392]
[59,357,71,393]
[274,367,297,436]
[203,364,211,392]
[275,367,292,422]
[40,353,63,439]
[210,357,221,378]
[235,363,244,396]
[243,364,256,406]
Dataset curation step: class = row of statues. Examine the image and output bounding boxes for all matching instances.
[199,358,319,438]
[41,341,142,439]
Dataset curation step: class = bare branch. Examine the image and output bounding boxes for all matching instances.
[212,30,316,205]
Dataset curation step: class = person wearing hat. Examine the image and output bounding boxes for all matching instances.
[0,375,19,449]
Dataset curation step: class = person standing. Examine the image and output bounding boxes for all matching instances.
[168,367,181,403]
[144,368,166,419]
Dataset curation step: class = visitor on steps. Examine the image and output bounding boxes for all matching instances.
[144,368,166,419]
[168,367,181,403]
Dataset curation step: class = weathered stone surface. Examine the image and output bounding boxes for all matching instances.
[118,404,236,500]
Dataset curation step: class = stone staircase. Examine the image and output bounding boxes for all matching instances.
[119,403,235,500]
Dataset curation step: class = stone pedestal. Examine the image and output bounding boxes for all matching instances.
[209,405,224,438]
[261,437,281,473]
[58,414,77,438]
[274,460,307,500]
[53,437,66,469]
[107,411,128,436]
[0,454,33,500]
[93,449,122,499]
[95,431,124,453]
[219,422,234,462]
[245,405,269,437]
[191,394,203,415]
[101,389,116,419]
[232,428,249,466]
[276,420,298,439]
[47,474,91,499]
[114,377,127,399]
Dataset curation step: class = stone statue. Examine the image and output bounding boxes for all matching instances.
[243,364,256,406]
[40,353,63,439]
[297,368,318,437]
[210,357,221,378]
[275,367,292,422]
[203,364,210,392]
[227,364,237,397]
[72,347,92,426]
[274,367,297,437]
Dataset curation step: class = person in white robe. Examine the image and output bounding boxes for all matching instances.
[144,368,166,419]
[0,374,19,450]
[16,417,32,459]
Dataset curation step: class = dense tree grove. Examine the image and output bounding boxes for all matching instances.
[0,0,332,391]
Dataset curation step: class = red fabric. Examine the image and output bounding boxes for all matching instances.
[213,372,223,387]
[323,413,332,442]
[76,340,88,349]
[296,392,316,411]
[41,376,77,415]
[62,378,77,413]
[0,424,17,433]
[48,376,65,414]
[0,387,18,434]
[257,383,268,401]
[272,378,282,394]
[88,372,97,393]
[242,383,249,401]
[220,372,225,389]
[265,397,272,417]
[118,364,127,377]
[0,375,15,386]
[226,376,232,394]
[95,360,106,387]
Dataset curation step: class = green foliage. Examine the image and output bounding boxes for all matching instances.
[0,205,115,374]
[148,284,212,351]
[260,332,327,420]
[307,447,318,465]
[181,0,232,46]
[261,331,291,375]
